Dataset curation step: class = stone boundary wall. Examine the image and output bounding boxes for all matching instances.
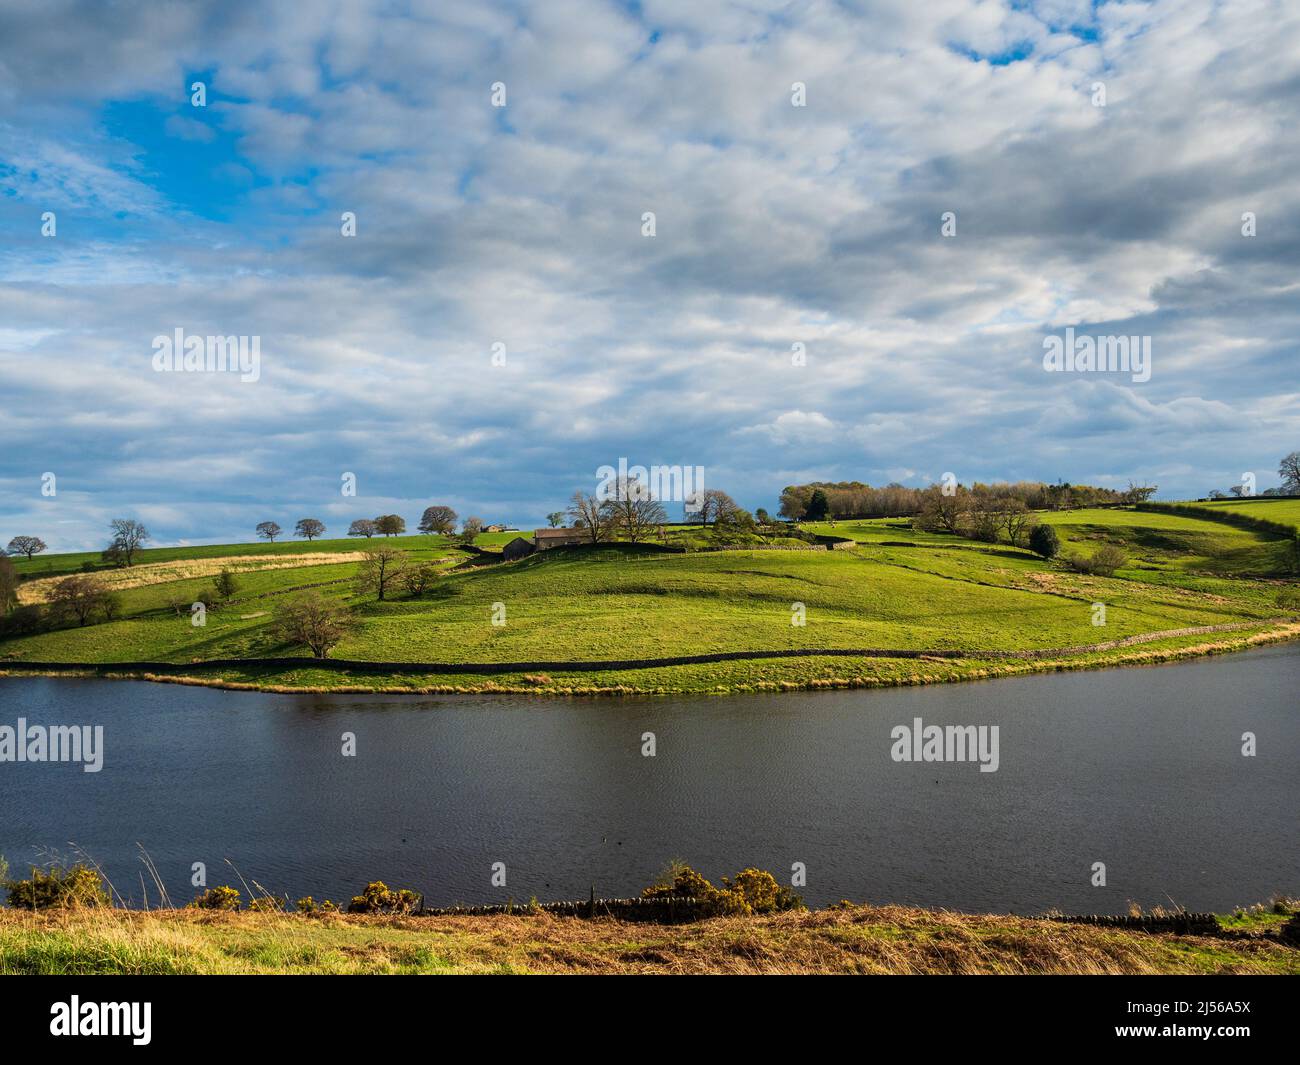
[1049,913,1220,936]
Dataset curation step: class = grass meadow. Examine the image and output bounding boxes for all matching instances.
[2,506,1296,694]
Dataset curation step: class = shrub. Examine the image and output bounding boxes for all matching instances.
[246,895,286,913]
[0,604,46,636]
[189,885,241,911]
[101,592,124,621]
[5,863,110,910]
[1277,586,1300,612]
[1068,544,1127,577]
[295,896,339,916]
[274,592,355,659]
[212,568,240,601]
[346,881,420,914]
[1029,524,1061,559]
[721,868,804,915]
[401,562,439,597]
[641,862,804,917]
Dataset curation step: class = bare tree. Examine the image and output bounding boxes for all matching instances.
[47,575,108,626]
[913,487,964,534]
[256,521,282,542]
[6,536,46,560]
[1000,500,1034,547]
[968,496,1002,543]
[567,491,613,544]
[274,592,354,659]
[295,518,325,541]
[107,519,150,566]
[355,547,407,601]
[1280,451,1300,494]
[348,519,377,538]
[461,516,485,539]
[418,506,458,534]
[1122,481,1158,504]
[375,514,406,537]
[607,477,668,542]
[696,488,740,527]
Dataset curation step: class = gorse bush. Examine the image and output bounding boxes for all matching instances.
[189,885,241,911]
[295,896,339,916]
[641,862,803,917]
[5,863,110,910]
[346,881,420,914]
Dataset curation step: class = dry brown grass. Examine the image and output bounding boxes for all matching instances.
[2,904,1294,975]
[17,554,368,604]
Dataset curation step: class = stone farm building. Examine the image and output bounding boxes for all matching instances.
[502,528,589,560]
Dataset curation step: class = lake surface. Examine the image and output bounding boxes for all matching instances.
[1,644,1297,913]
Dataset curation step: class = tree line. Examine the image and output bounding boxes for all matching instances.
[252,506,490,543]
[778,480,1160,522]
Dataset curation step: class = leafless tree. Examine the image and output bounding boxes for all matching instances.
[696,488,740,527]
[607,477,668,542]
[1000,500,1034,547]
[355,546,407,601]
[6,536,46,560]
[567,491,613,544]
[1280,451,1300,494]
[462,516,485,538]
[418,506,458,534]
[1122,481,1158,504]
[47,575,108,626]
[375,514,406,536]
[913,487,965,534]
[256,521,282,542]
[348,519,377,538]
[274,592,354,658]
[295,518,325,541]
[107,518,150,566]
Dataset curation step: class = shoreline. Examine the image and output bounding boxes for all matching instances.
[4,621,1297,697]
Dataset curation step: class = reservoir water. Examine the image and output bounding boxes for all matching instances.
[1,643,1296,913]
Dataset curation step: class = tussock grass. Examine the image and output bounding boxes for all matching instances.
[1,904,1294,975]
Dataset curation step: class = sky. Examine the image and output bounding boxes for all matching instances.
[1,0,1297,551]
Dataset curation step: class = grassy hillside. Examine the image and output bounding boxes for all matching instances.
[10,533,458,580]
[1189,497,1300,530]
[2,904,1295,975]
[3,507,1296,694]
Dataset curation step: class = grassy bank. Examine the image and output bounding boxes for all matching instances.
[1,904,1294,975]
[3,507,1296,695]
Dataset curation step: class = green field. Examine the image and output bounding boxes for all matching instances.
[3,506,1297,694]
[1188,497,1300,529]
